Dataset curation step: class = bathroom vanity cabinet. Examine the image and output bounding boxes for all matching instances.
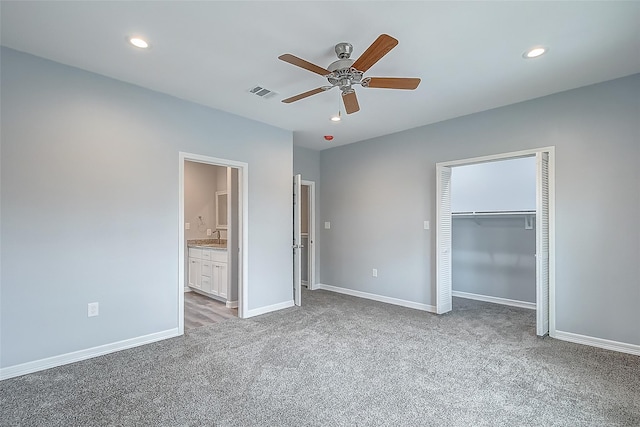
[188,247,228,300]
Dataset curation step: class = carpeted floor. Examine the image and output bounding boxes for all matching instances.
[1,289,638,426]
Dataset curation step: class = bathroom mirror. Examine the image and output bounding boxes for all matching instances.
[215,191,228,229]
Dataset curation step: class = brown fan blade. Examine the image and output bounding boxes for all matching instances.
[282,87,327,104]
[278,54,331,76]
[364,77,421,90]
[352,34,398,72]
[342,91,360,114]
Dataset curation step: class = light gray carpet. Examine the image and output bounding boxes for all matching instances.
[1,289,638,426]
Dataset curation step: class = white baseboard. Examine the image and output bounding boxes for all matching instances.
[245,300,294,318]
[317,284,436,313]
[226,300,238,309]
[554,330,640,356]
[452,290,536,310]
[0,328,181,381]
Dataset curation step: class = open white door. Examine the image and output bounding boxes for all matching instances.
[293,174,302,306]
[436,165,453,314]
[536,152,550,336]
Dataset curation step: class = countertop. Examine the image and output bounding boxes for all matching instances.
[187,239,227,250]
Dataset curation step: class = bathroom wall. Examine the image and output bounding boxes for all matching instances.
[184,161,220,240]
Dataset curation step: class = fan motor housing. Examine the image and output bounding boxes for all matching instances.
[327,59,354,73]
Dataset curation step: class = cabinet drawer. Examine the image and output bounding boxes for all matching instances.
[201,249,212,261]
[201,261,212,277]
[188,248,202,259]
[211,250,227,263]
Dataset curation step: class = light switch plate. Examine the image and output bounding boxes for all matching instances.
[88,302,99,317]
[185,222,190,230]
[324,222,331,229]
[424,221,430,230]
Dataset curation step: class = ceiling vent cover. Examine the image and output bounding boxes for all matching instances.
[248,85,278,99]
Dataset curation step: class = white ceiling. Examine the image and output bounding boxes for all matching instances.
[1,1,639,150]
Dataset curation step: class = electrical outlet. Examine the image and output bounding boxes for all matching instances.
[206,228,212,236]
[88,302,99,317]
[372,268,378,278]
[185,222,190,230]
[424,220,430,230]
[324,222,331,229]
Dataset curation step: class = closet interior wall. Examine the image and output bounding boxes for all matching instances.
[451,157,537,305]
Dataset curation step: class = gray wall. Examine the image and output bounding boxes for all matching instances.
[451,158,536,302]
[451,157,536,213]
[319,74,640,345]
[293,146,321,285]
[452,217,536,303]
[294,146,320,184]
[0,48,293,368]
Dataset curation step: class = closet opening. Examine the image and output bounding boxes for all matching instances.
[435,147,555,337]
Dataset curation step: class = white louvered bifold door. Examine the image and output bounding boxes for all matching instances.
[436,165,453,314]
[536,153,550,336]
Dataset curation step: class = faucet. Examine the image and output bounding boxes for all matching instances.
[212,230,221,244]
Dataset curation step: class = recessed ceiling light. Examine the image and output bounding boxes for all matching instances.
[129,37,149,49]
[523,46,547,59]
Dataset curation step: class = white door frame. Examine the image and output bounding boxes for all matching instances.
[293,174,302,306]
[301,180,316,290]
[435,146,556,336]
[179,152,249,334]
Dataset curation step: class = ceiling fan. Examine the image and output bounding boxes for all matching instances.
[279,34,421,114]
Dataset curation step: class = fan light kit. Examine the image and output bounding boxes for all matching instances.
[129,37,149,49]
[523,46,546,59]
[279,34,421,115]
[330,112,341,122]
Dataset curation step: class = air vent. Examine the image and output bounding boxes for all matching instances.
[248,85,278,99]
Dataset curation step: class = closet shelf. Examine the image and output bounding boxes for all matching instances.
[452,210,535,217]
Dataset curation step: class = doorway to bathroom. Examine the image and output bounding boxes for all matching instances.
[179,152,248,333]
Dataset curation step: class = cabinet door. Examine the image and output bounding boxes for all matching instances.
[210,263,219,296]
[201,275,212,294]
[188,258,201,289]
[215,262,228,299]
